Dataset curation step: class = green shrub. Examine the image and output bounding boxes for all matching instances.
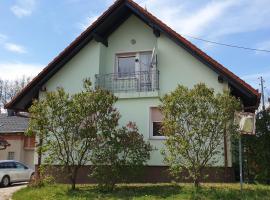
[28,166,55,188]
[160,83,240,187]
[90,122,153,192]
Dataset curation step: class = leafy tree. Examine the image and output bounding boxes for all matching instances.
[0,76,31,112]
[160,83,240,187]
[90,122,153,191]
[27,79,119,190]
[242,109,270,183]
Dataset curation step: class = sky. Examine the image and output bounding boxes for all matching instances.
[0,0,269,100]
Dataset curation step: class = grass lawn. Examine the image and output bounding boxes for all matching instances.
[12,183,270,200]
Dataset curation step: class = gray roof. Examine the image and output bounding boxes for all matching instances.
[0,114,29,133]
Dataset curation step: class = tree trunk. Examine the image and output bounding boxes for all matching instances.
[71,178,76,190]
[70,167,79,190]
[194,178,200,188]
[194,169,202,188]
[36,138,43,180]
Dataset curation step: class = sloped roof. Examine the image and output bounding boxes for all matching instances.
[5,0,260,111]
[0,114,29,133]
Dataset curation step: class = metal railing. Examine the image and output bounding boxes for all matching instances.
[95,70,159,93]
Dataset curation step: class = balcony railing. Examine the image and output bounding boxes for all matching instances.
[95,70,159,93]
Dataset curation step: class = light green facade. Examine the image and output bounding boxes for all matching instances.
[40,15,231,166]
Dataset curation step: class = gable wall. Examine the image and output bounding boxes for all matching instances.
[100,15,157,74]
[157,34,228,95]
[43,14,227,94]
[39,14,230,167]
[44,40,101,94]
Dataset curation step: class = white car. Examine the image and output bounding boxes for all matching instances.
[0,160,35,187]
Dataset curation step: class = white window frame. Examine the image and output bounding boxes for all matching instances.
[115,53,137,79]
[115,50,152,79]
[149,106,166,140]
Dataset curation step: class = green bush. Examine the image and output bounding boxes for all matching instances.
[90,122,153,192]
[28,166,55,188]
[160,83,240,187]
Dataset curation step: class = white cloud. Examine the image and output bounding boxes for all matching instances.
[11,0,37,18]
[11,6,32,17]
[0,34,27,54]
[75,0,270,51]
[0,34,7,42]
[136,0,237,36]
[241,71,270,89]
[134,0,270,46]
[0,62,43,80]
[4,43,27,54]
[173,1,237,36]
[78,15,99,31]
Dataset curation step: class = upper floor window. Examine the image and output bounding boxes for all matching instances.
[116,51,152,78]
[7,152,15,160]
[150,107,165,139]
[117,54,136,78]
[24,136,35,149]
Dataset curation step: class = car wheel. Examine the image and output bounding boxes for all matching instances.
[30,173,35,182]
[1,176,10,187]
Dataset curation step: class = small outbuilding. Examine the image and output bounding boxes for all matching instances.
[0,113,35,168]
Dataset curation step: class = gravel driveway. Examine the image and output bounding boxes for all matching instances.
[0,183,27,200]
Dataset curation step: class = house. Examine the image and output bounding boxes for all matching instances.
[0,113,35,168]
[5,0,260,182]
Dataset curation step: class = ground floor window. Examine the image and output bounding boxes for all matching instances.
[153,121,163,136]
[150,107,164,139]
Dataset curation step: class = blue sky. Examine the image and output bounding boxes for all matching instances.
[0,0,269,98]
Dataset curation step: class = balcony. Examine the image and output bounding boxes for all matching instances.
[95,70,159,97]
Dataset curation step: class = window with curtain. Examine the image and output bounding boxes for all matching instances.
[116,51,152,78]
[139,52,152,71]
[117,55,136,78]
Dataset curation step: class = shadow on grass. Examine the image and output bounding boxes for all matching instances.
[64,184,182,200]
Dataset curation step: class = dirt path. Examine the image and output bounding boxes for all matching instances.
[0,184,27,200]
